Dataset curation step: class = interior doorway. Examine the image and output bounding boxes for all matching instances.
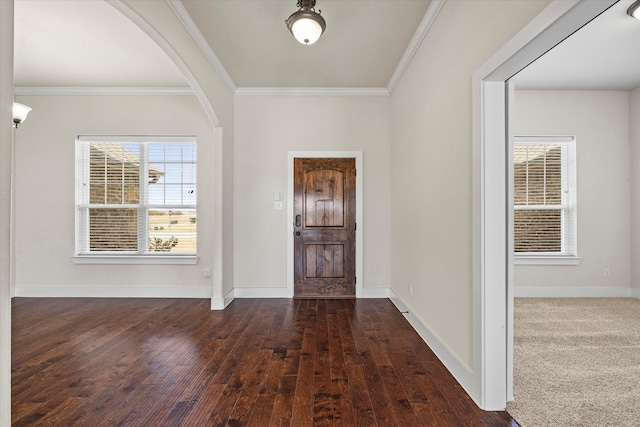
[472,0,617,410]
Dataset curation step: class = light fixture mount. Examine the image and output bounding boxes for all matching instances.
[285,0,326,45]
[628,0,640,19]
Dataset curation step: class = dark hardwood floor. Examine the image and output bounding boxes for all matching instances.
[11,297,519,426]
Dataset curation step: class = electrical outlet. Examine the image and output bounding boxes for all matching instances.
[204,268,211,278]
[604,268,610,278]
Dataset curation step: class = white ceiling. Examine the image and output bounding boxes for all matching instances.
[13,0,188,88]
[181,0,431,88]
[13,0,640,92]
[513,0,640,90]
[13,0,432,90]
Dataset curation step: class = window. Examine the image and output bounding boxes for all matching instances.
[75,136,197,262]
[513,136,577,263]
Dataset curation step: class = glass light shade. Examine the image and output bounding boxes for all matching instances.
[13,102,32,127]
[287,10,326,45]
[291,17,323,45]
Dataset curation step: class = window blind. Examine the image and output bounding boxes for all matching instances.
[514,136,576,255]
[75,136,197,255]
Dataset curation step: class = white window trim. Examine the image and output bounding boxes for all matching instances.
[71,255,198,265]
[514,255,581,266]
[513,135,578,264]
[74,135,198,263]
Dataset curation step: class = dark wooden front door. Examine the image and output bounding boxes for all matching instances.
[294,158,356,297]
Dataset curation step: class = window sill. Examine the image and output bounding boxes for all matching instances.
[514,255,581,266]
[71,255,199,265]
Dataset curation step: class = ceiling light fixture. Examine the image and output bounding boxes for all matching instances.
[285,0,326,46]
[628,0,640,19]
[12,102,32,128]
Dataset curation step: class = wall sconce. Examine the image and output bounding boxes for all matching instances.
[285,0,326,45]
[13,102,32,128]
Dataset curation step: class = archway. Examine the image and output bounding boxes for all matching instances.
[107,0,229,308]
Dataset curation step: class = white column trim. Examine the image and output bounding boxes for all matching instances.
[0,1,13,424]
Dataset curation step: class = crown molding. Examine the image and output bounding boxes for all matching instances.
[166,0,445,97]
[15,0,444,99]
[386,0,446,94]
[166,0,237,93]
[235,87,389,97]
[13,87,194,96]
[13,86,390,97]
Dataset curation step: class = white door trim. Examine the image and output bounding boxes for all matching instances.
[287,151,363,298]
[471,0,616,410]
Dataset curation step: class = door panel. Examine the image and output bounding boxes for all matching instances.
[304,169,344,227]
[305,244,344,278]
[294,158,355,297]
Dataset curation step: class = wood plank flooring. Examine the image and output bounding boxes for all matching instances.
[11,297,519,426]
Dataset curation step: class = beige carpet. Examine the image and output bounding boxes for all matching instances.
[506,298,640,427]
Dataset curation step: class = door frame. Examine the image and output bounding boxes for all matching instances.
[287,151,363,298]
[472,0,616,410]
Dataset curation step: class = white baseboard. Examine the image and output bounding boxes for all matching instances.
[211,288,235,310]
[223,288,235,307]
[360,287,391,298]
[231,286,391,299]
[210,298,224,310]
[514,286,633,298]
[233,287,288,298]
[389,288,473,398]
[212,286,389,308]
[11,285,394,306]
[12,286,212,299]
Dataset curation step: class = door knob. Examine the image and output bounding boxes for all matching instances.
[295,214,301,227]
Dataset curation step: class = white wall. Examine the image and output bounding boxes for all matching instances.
[233,95,391,292]
[630,87,640,293]
[513,90,631,296]
[12,95,215,297]
[389,0,550,374]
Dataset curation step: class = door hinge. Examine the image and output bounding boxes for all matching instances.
[355,223,357,230]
